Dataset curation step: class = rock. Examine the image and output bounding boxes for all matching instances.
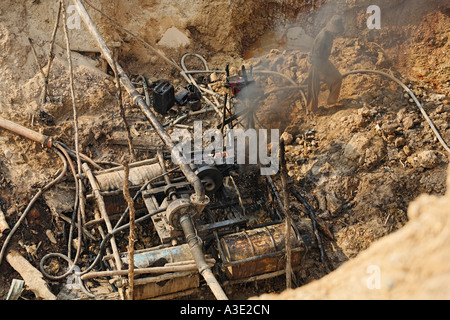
[358,105,372,117]
[381,122,399,135]
[352,113,366,128]
[386,134,396,143]
[435,104,445,114]
[344,132,386,169]
[344,134,370,162]
[3,149,12,160]
[403,145,412,156]
[396,108,408,123]
[416,150,440,169]
[429,93,446,102]
[157,27,191,48]
[270,49,280,55]
[326,191,342,215]
[364,147,382,168]
[281,132,293,145]
[402,115,417,130]
[0,209,10,234]
[394,137,406,148]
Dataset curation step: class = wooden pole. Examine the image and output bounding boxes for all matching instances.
[42,0,62,104]
[122,161,136,300]
[112,57,135,162]
[280,138,293,289]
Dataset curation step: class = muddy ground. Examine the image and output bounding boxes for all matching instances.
[0,0,449,300]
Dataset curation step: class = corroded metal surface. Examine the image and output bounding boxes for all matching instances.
[220,223,304,280]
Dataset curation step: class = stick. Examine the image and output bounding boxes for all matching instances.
[42,0,62,104]
[28,38,46,81]
[122,161,136,300]
[80,264,208,281]
[280,138,293,289]
[112,56,136,162]
[58,212,96,241]
[6,250,56,300]
[290,188,325,263]
[82,163,123,271]
[61,0,89,262]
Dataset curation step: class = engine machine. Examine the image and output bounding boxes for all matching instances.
[83,150,316,300]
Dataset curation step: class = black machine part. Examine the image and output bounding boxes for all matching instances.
[195,165,223,193]
[175,86,189,106]
[153,81,175,115]
[187,84,202,111]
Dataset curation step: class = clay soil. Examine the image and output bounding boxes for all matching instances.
[0,0,449,300]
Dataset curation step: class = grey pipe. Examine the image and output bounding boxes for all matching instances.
[180,215,228,300]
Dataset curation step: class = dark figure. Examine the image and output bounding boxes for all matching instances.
[306,15,344,114]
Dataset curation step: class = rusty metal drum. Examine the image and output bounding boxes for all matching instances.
[219,222,303,280]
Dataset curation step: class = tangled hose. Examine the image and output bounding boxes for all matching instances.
[342,69,450,155]
[37,143,85,282]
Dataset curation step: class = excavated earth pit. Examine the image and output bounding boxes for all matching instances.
[0,0,449,300]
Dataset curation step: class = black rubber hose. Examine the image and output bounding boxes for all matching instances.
[38,144,85,281]
[55,142,80,260]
